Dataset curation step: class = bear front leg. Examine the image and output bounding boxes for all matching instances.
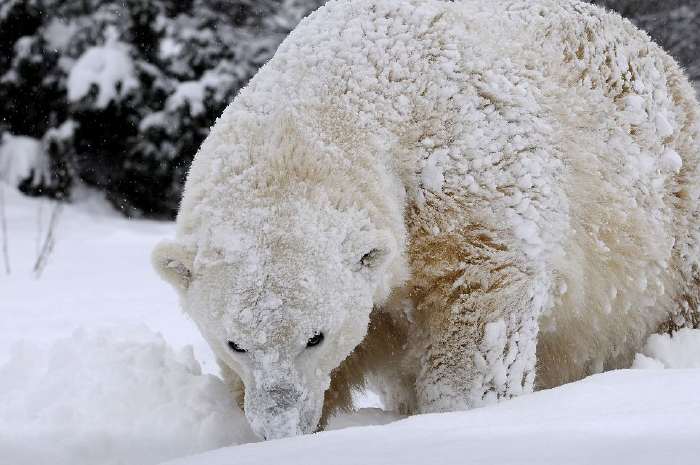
[321,305,418,425]
[411,231,546,413]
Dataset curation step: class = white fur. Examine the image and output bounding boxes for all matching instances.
[153,0,700,439]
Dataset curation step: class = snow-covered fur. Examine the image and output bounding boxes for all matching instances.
[153,0,700,439]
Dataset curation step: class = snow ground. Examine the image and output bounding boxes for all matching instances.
[1,187,700,465]
[0,187,213,371]
[164,369,700,465]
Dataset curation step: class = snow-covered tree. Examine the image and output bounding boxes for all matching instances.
[1,0,324,217]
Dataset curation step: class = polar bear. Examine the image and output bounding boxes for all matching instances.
[153,0,700,440]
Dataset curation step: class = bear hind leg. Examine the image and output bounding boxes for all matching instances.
[658,292,700,334]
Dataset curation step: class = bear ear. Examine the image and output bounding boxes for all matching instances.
[357,230,396,271]
[152,240,195,292]
[359,247,389,269]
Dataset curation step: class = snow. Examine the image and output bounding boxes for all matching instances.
[0,188,244,464]
[0,188,213,370]
[655,113,674,138]
[421,151,445,192]
[1,188,700,464]
[659,148,683,172]
[3,0,700,459]
[0,133,48,188]
[0,327,255,465]
[45,119,77,141]
[139,111,168,131]
[159,37,183,61]
[0,0,19,21]
[167,81,206,116]
[43,18,79,53]
[622,94,647,125]
[67,28,139,108]
[633,328,700,369]
[325,408,405,431]
[165,71,236,117]
[162,369,700,465]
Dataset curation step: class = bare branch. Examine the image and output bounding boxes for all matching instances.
[33,200,63,279]
[36,199,44,257]
[0,185,10,275]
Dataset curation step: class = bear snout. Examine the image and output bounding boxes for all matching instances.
[244,378,317,439]
[265,383,302,409]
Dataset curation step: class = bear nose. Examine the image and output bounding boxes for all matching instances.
[266,384,302,408]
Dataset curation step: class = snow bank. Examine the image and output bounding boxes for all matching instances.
[0,326,256,465]
[0,188,214,369]
[1,189,236,464]
[633,328,700,369]
[161,369,700,465]
[326,408,405,431]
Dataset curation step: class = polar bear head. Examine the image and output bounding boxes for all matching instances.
[153,194,405,439]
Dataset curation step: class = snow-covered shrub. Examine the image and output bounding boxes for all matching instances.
[0,0,324,217]
[66,29,139,109]
[0,134,49,189]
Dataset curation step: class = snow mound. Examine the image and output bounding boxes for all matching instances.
[632,328,700,369]
[161,369,700,465]
[326,408,405,431]
[0,327,256,465]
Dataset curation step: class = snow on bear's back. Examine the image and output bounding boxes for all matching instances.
[180,0,563,244]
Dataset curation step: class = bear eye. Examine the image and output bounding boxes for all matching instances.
[306,332,324,348]
[227,340,247,353]
[359,248,382,268]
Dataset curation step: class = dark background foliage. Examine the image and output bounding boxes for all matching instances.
[1,0,698,218]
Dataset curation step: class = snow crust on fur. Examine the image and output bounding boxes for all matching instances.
[155,0,700,437]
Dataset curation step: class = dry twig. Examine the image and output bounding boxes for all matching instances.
[33,200,62,278]
[0,185,10,275]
